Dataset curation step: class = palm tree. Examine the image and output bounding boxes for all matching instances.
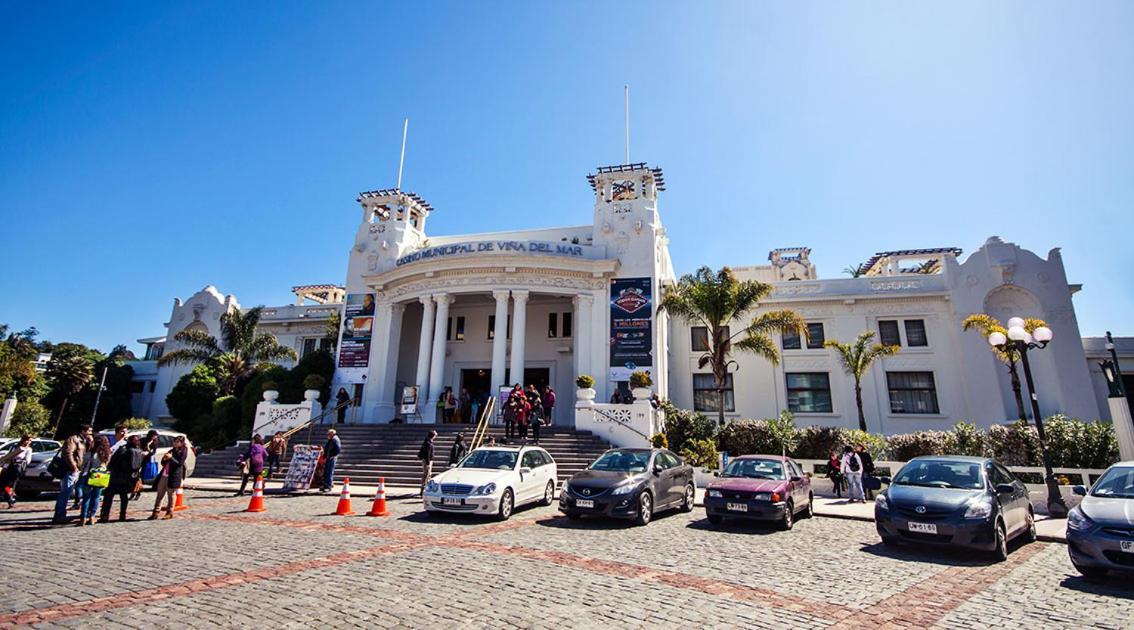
[46,351,94,437]
[824,331,900,432]
[659,266,806,425]
[915,259,940,274]
[843,264,868,278]
[159,306,298,395]
[962,314,1048,421]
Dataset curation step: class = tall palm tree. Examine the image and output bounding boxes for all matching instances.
[962,314,1048,421]
[824,331,900,432]
[659,266,806,426]
[159,306,298,395]
[843,264,868,278]
[46,351,94,437]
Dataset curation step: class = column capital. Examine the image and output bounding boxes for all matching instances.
[573,294,595,307]
[419,295,435,308]
[511,289,530,303]
[391,302,406,314]
[433,292,453,306]
[492,289,511,301]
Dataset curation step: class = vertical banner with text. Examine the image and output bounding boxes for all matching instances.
[337,293,376,368]
[609,277,653,381]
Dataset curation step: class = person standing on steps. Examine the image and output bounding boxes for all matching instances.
[418,430,437,496]
[321,429,341,492]
[448,433,467,468]
[334,388,351,424]
[541,386,556,427]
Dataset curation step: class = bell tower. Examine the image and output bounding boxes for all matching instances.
[344,188,433,292]
[587,163,665,270]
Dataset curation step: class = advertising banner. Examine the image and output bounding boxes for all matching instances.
[282,444,322,492]
[337,293,376,368]
[400,386,419,416]
[609,277,653,381]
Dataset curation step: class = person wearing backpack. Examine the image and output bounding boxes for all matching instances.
[99,435,144,523]
[840,445,864,503]
[52,424,91,525]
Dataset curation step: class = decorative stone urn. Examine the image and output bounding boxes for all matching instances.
[303,389,320,402]
[262,390,279,403]
[576,387,596,405]
[632,387,652,402]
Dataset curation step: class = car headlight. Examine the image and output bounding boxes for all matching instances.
[611,483,637,495]
[708,489,722,498]
[425,480,439,493]
[754,492,772,501]
[963,499,993,519]
[472,483,496,496]
[1067,508,1095,532]
[875,494,889,510]
[560,482,570,496]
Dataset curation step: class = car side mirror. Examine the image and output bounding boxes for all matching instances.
[1072,485,1087,496]
[879,477,891,485]
[995,483,1015,495]
[712,471,719,477]
[653,464,663,475]
[790,476,803,483]
[520,467,532,475]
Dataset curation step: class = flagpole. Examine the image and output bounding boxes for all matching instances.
[624,85,630,165]
[396,117,408,190]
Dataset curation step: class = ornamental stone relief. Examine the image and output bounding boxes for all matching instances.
[772,284,822,296]
[869,280,923,291]
[858,301,943,315]
[385,273,606,300]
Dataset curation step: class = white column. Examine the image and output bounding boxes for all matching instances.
[414,296,435,396]
[375,303,405,421]
[509,290,529,386]
[427,293,452,408]
[573,294,594,379]
[490,290,510,394]
[362,299,395,422]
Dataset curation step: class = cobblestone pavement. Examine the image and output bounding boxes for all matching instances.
[0,490,1130,628]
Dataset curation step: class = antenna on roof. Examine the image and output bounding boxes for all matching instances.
[624,85,630,165]
[396,117,409,191]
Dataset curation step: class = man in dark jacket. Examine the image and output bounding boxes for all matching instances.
[53,424,91,524]
[448,433,467,468]
[320,429,341,492]
[855,444,876,500]
[418,430,437,496]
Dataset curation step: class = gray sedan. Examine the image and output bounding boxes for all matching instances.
[1067,461,1134,578]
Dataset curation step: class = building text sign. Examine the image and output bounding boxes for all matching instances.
[396,240,588,267]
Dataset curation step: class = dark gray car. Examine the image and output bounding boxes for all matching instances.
[1067,461,1134,578]
[875,456,1036,561]
[559,448,695,525]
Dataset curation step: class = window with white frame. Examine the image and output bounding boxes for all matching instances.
[693,373,735,412]
[886,371,940,414]
[785,372,833,413]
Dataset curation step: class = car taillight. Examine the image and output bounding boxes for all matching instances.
[771,492,782,502]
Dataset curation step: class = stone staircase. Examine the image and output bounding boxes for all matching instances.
[192,424,612,487]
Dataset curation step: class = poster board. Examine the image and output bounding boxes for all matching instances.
[338,293,376,368]
[400,385,419,416]
[609,277,653,381]
[496,386,513,424]
[282,444,323,492]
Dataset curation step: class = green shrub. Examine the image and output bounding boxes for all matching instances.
[986,420,1041,466]
[950,421,986,457]
[629,370,652,389]
[575,374,595,389]
[659,400,715,454]
[650,432,668,449]
[843,429,887,461]
[120,417,152,431]
[679,438,719,469]
[767,411,797,456]
[3,400,51,438]
[166,364,220,432]
[885,430,956,461]
[1041,414,1118,469]
[793,425,846,460]
[303,374,326,390]
[717,419,779,456]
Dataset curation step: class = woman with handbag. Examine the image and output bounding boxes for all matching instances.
[236,434,268,496]
[149,436,188,520]
[79,436,113,526]
[0,435,33,508]
[100,435,145,523]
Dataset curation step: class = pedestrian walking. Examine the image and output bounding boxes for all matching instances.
[237,434,268,496]
[516,390,531,441]
[0,435,33,508]
[321,429,341,492]
[826,451,845,498]
[150,435,189,520]
[78,435,112,526]
[267,432,288,479]
[503,384,522,441]
[448,433,467,468]
[53,424,91,525]
[334,387,351,424]
[856,444,877,500]
[417,430,437,495]
[541,386,555,426]
[841,445,864,503]
[99,435,144,523]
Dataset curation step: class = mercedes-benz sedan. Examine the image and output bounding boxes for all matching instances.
[558,448,694,526]
[1066,461,1134,578]
[875,456,1035,561]
[424,446,557,521]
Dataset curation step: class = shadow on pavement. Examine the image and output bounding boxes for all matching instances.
[1059,574,1134,598]
[684,517,783,535]
[857,536,1033,567]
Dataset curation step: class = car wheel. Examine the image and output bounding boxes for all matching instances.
[633,491,653,526]
[801,493,814,519]
[780,500,794,530]
[991,520,1008,562]
[880,534,900,547]
[497,489,514,521]
[540,481,555,506]
[707,514,723,525]
[1022,508,1037,543]
[680,484,695,513]
[1073,562,1108,580]
[565,512,580,520]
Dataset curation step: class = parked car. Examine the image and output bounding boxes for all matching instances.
[875,456,1035,561]
[423,445,557,521]
[3,438,63,498]
[0,437,60,458]
[1066,461,1134,578]
[559,448,694,525]
[703,455,813,530]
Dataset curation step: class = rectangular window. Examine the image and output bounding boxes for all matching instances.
[548,312,558,338]
[488,315,495,339]
[693,373,735,413]
[562,312,573,338]
[785,372,833,413]
[454,316,465,341]
[887,371,940,414]
[301,338,317,357]
[319,337,331,352]
[806,323,825,349]
[904,319,928,347]
[446,317,453,341]
[879,320,901,346]
[691,326,709,352]
[782,328,801,350]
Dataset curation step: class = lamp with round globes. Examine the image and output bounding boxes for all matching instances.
[987,331,1007,347]
[1007,326,1027,341]
[1006,317,1026,330]
[1033,326,1053,343]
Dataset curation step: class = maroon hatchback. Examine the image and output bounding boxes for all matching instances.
[703,455,814,530]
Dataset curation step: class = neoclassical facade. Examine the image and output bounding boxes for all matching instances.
[130,162,1117,433]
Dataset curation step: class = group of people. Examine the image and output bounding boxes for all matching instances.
[38,424,190,525]
[826,443,877,503]
[502,384,555,443]
[437,387,499,424]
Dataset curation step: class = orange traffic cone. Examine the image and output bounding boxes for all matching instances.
[245,474,266,513]
[334,477,355,515]
[172,486,189,512]
[366,478,388,517]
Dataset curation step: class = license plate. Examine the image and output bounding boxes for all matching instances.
[907,521,937,534]
[1121,541,1134,554]
[575,499,594,509]
[726,502,748,512]
[441,497,462,506]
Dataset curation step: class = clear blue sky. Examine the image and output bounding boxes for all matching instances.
[2,2,1132,355]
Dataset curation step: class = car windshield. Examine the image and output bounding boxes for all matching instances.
[458,450,518,470]
[892,461,984,490]
[721,459,784,480]
[1090,466,1134,499]
[589,451,651,473]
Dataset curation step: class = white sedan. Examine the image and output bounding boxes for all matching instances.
[424,446,557,520]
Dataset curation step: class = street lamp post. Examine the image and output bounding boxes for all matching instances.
[987,317,1069,518]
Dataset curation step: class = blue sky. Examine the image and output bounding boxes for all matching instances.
[2,2,1132,354]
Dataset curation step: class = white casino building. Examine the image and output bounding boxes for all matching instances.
[129,162,1122,434]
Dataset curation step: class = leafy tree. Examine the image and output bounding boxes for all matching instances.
[324,309,342,352]
[961,314,1048,422]
[843,264,867,278]
[158,306,298,395]
[0,324,43,400]
[659,266,806,425]
[165,363,221,433]
[120,417,152,430]
[824,331,900,432]
[4,400,51,437]
[914,260,940,274]
[659,400,716,454]
[44,344,96,437]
